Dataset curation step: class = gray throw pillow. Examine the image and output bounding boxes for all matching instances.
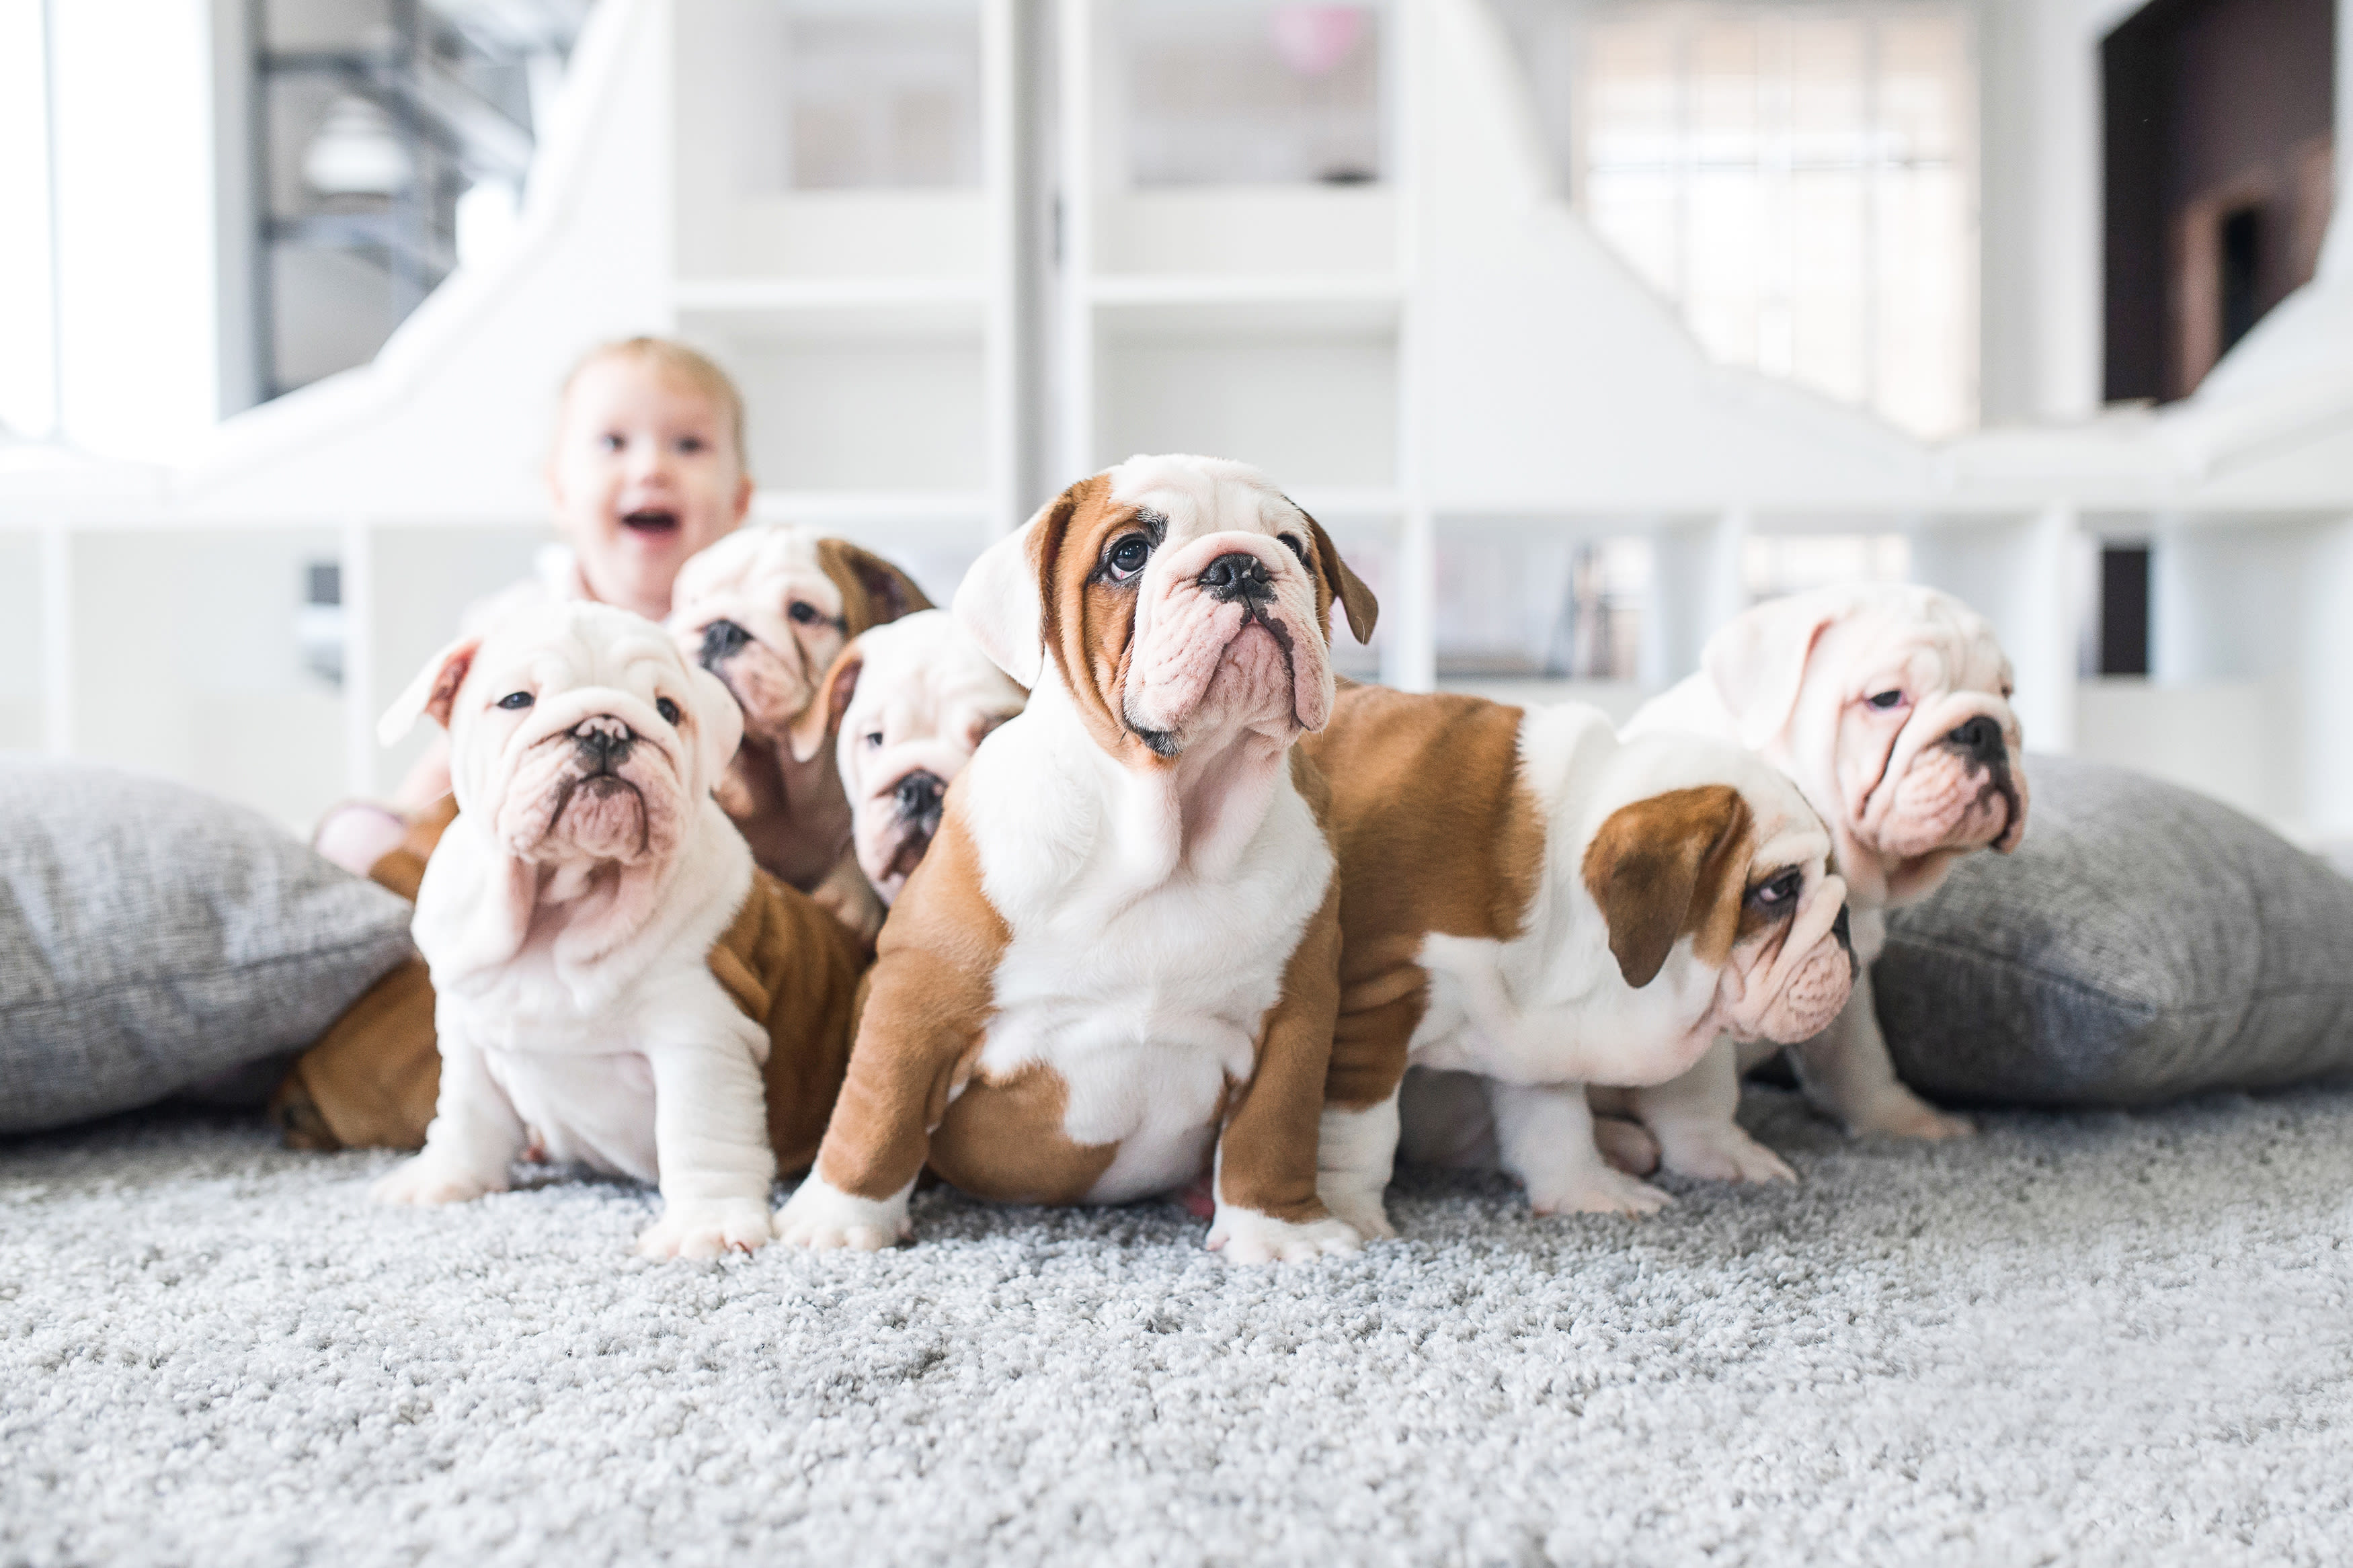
[1876,754,2353,1106]
[0,757,417,1134]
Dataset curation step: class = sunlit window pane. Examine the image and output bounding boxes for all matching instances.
[1576,1,1977,440]
[1787,18,1867,157]
[1879,13,1968,163]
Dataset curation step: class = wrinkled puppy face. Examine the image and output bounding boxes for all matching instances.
[953,454,1378,762]
[793,611,1027,904]
[1709,584,2027,903]
[385,602,743,870]
[668,526,850,741]
[1582,749,1853,1046]
[1708,766,1855,1042]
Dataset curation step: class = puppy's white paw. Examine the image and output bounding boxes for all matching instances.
[1207,1207,1363,1264]
[1526,1166,1673,1218]
[1316,1178,1398,1242]
[636,1197,773,1260]
[1848,1091,1975,1141]
[774,1175,910,1252]
[370,1155,502,1208]
[1654,1123,1796,1185]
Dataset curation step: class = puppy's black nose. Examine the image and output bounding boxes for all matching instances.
[1948,715,2006,766]
[573,716,635,768]
[893,770,945,823]
[699,619,751,669]
[1198,552,1273,603]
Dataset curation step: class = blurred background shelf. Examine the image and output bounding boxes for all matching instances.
[3,0,2351,845]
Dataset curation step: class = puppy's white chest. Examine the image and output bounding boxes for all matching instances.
[483,1048,660,1182]
[972,800,1330,1204]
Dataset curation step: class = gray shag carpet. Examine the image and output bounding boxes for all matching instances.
[5,1087,2352,1567]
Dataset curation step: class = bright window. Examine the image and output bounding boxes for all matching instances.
[1574,2,1977,440]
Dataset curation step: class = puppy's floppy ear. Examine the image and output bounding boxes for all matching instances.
[957,482,1085,688]
[815,539,933,638]
[686,663,744,786]
[378,635,485,745]
[1703,593,1838,751]
[787,644,865,764]
[1581,785,1752,988]
[1300,507,1379,645]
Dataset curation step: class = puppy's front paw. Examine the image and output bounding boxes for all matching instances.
[1206,1207,1363,1264]
[1525,1166,1673,1218]
[1848,1090,1975,1141]
[1654,1123,1796,1184]
[370,1155,502,1208]
[637,1197,773,1260]
[774,1175,910,1252]
[1315,1177,1398,1241]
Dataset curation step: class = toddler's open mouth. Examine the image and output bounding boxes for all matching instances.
[622,509,680,536]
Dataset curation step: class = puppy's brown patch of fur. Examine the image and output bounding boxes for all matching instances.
[816,538,932,637]
[927,1063,1119,1204]
[1581,786,1753,986]
[812,794,1012,1200]
[1298,686,1548,1111]
[1214,857,1346,1221]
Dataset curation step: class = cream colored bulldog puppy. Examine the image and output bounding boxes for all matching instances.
[668,526,930,944]
[775,454,1379,1262]
[786,610,1027,908]
[1627,583,2026,1140]
[369,602,780,1260]
[1303,686,1856,1230]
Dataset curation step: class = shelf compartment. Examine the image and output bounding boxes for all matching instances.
[1094,186,1397,280]
[1090,274,1401,338]
[1093,321,1398,490]
[684,191,994,284]
[686,327,990,495]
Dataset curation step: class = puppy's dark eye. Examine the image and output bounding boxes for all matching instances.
[864,731,884,749]
[1866,690,1906,710]
[788,602,821,626]
[497,692,533,710]
[655,697,681,725]
[1105,534,1152,581]
[1279,534,1308,565]
[1747,869,1803,910]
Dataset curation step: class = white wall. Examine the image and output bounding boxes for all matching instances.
[49,0,228,460]
[1977,0,2106,425]
[0,0,58,440]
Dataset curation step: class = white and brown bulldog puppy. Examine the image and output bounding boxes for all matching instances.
[1302,686,1856,1230]
[774,454,1380,1262]
[786,610,1027,908]
[1627,583,2026,1139]
[370,602,801,1259]
[668,525,931,944]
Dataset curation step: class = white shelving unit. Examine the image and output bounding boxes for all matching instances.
[5,0,2352,845]
[1055,0,1418,683]
[667,0,1025,591]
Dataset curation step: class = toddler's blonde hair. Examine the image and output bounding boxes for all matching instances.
[558,337,748,467]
